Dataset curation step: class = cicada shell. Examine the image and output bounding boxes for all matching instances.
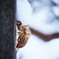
[16,21,31,48]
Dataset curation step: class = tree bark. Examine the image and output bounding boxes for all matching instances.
[0,0,16,59]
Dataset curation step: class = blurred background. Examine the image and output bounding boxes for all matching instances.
[16,0,59,59]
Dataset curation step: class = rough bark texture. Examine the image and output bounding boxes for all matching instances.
[0,0,16,59]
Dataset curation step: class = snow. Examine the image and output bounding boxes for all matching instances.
[16,0,59,35]
[16,35,59,59]
[16,0,59,59]
[52,0,59,5]
[52,6,59,17]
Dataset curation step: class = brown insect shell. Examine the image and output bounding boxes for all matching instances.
[22,25,31,35]
[17,21,23,31]
[16,21,31,48]
[16,26,31,48]
[16,33,27,48]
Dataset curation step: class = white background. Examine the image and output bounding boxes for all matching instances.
[16,0,59,59]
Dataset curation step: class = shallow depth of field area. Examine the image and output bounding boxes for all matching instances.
[16,0,59,59]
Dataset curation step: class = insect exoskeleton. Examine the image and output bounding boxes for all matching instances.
[16,21,31,48]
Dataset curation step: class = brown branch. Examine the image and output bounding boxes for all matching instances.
[30,28,59,41]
